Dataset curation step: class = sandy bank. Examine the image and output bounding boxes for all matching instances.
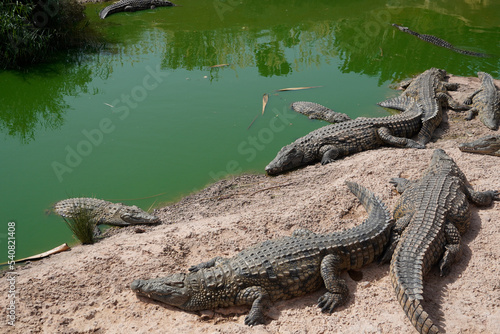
[1,75,499,333]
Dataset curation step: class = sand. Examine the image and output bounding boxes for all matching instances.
[1,75,499,334]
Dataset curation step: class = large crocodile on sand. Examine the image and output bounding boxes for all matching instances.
[392,23,490,58]
[459,134,500,157]
[265,101,424,175]
[99,0,174,19]
[380,149,499,334]
[54,197,160,226]
[131,181,392,325]
[463,71,500,130]
[378,67,465,145]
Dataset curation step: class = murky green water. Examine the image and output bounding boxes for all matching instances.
[1,0,499,262]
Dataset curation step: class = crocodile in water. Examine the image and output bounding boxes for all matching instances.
[463,72,500,130]
[265,101,424,175]
[380,149,499,333]
[131,181,392,325]
[378,68,465,145]
[291,101,352,123]
[99,0,174,19]
[392,23,490,58]
[459,134,500,157]
[54,197,160,226]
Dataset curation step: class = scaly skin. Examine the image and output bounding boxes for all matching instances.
[378,68,465,145]
[265,102,424,175]
[131,181,392,326]
[291,101,352,123]
[99,0,174,19]
[381,149,499,334]
[54,198,160,226]
[459,134,500,157]
[392,24,490,58]
[463,72,500,130]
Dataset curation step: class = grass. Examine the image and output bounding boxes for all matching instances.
[62,207,98,245]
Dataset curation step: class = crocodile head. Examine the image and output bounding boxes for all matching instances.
[459,135,500,156]
[265,144,310,175]
[131,274,192,309]
[119,205,161,225]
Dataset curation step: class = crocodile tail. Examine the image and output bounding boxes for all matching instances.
[344,181,390,222]
[377,95,416,112]
[99,3,126,19]
[391,263,439,334]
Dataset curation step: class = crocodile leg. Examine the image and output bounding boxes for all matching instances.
[236,286,271,326]
[465,107,479,120]
[464,189,499,206]
[317,254,349,313]
[389,177,414,193]
[444,82,459,91]
[463,89,482,105]
[188,256,226,272]
[378,127,425,148]
[380,213,413,264]
[292,228,317,238]
[320,147,340,165]
[439,222,461,277]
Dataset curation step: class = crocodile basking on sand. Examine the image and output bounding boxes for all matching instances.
[378,67,465,145]
[463,72,500,130]
[265,101,424,175]
[459,134,500,157]
[392,24,490,58]
[54,198,160,226]
[99,0,174,19]
[380,149,499,334]
[131,181,392,325]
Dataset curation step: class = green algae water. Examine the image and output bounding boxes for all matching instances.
[1,0,499,262]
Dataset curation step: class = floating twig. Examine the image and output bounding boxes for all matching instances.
[275,86,322,92]
[262,93,269,115]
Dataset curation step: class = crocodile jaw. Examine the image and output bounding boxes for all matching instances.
[131,274,191,308]
[265,144,306,175]
[459,135,500,155]
[120,206,160,225]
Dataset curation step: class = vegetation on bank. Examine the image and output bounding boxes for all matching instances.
[0,0,99,69]
[62,207,98,245]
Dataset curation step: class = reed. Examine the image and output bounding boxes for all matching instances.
[62,207,97,245]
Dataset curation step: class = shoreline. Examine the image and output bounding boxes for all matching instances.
[1,75,499,333]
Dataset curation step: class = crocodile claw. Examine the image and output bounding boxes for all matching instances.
[317,292,344,314]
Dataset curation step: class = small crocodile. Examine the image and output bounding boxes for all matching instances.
[392,23,490,58]
[265,102,424,175]
[380,149,499,334]
[378,68,464,145]
[459,134,500,157]
[463,72,500,130]
[54,198,160,226]
[291,101,352,123]
[131,181,392,325]
[99,0,175,19]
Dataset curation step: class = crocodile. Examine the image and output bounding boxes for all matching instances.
[378,68,465,145]
[131,181,392,325]
[463,72,500,130]
[380,149,499,334]
[392,23,490,58]
[54,197,160,226]
[459,134,500,157]
[265,101,424,175]
[291,101,352,123]
[99,0,175,19]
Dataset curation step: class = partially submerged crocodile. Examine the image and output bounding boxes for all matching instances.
[131,181,392,325]
[265,102,424,175]
[463,71,500,130]
[380,149,499,334]
[291,101,352,123]
[378,68,464,145]
[54,198,160,226]
[99,0,174,19]
[459,134,500,157]
[392,23,490,58]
